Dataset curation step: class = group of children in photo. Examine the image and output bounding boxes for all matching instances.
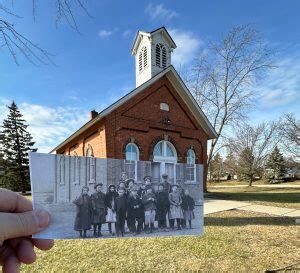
[73,173,196,238]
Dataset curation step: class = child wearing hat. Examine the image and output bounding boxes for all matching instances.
[127,185,144,234]
[91,183,106,237]
[73,186,92,238]
[105,184,118,235]
[142,186,156,233]
[161,173,171,193]
[181,189,195,229]
[168,185,184,230]
[114,187,127,237]
[144,175,153,189]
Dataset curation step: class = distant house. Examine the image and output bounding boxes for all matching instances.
[50,27,217,195]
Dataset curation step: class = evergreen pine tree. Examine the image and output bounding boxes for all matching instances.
[266,146,285,179]
[0,101,37,192]
[237,147,255,185]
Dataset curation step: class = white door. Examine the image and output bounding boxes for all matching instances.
[165,163,175,184]
[151,162,161,183]
[152,140,177,184]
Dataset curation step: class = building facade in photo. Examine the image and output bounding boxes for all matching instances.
[50,27,217,196]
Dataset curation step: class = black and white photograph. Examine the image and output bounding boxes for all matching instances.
[30,152,204,239]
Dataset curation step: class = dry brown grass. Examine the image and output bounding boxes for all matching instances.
[22,210,300,272]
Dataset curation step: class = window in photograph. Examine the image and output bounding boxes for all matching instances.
[125,143,139,180]
[186,149,196,182]
[59,156,65,185]
[86,145,95,184]
[73,154,80,185]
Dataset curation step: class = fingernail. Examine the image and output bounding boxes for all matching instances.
[34,211,50,228]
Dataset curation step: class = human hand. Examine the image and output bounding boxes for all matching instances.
[0,188,54,273]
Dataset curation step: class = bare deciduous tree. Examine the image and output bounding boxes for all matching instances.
[185,25,274,168]
[0,0,90,65]
[227,121,282,186]
[280,114,300,160]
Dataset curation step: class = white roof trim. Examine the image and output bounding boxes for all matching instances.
[50,66,217,153]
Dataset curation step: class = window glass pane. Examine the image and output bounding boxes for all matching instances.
[125,160,135,179]
[126,144,137,161]
[166,143,174,157]
[187,164,195,181]
[154,142,163,156]
[187,149,195,164]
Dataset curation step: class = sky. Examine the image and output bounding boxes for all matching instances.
[0,0,299,152]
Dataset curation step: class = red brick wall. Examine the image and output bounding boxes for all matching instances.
[57,124,106,158]
[56,76,209,190]
[104,76,208,189]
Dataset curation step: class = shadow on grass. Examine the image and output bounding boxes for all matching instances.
[207,191,300,205]
[205,214,295,226]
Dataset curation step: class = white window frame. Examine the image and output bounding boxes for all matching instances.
[59,156,65,185]
[186,149,196,183]
[153,140,177,182]
[125,143,139,180]
[86,145,95,184]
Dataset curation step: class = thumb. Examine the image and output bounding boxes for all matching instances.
[0,211,50,243]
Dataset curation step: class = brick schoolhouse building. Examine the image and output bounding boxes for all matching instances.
[50,27,217,192]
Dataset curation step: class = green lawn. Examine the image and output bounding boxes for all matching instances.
[207,187,300,209]
[22,210,299,272]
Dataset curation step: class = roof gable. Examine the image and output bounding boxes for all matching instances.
[99,66,217,139]
[50,66,217,153]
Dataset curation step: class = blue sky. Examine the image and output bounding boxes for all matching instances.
[0,0,299,152]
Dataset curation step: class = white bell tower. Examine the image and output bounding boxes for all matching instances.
[131,27,177,87]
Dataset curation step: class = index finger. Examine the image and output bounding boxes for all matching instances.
[0,188,32,213]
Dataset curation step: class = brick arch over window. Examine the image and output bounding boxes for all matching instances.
[148,135,181,161]
[122,138,143,159]
[183,142,203,164]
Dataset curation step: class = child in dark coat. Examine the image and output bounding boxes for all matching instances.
[91,183,106,237]
[156,184,169,230]
[181,189,195,229]
[114,187,127,237]
[127,185,144,234]
[73,186,92,238]
[105,185,118,235]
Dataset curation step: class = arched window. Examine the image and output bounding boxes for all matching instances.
[86,145,94,157]
[125,143,139,161]
[125,143,139,180]
[86,145,95,184]
[153,140,177,161]
[155,43,167,68]
[186,149,196,182]
[139,46,148,72]
[153,140,177,184]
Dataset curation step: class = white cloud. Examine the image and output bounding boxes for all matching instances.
[145,3,178,21]
[169,29,202,68]
[98,29,114,38]
[122,29,132,38]
[0,99,89,153]
[257,51,300,108]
